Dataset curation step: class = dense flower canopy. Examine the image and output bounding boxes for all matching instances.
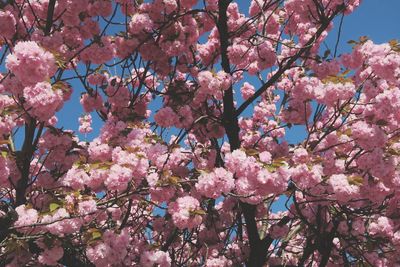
[0,0,400,266]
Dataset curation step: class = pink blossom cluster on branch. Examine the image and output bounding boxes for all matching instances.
[1,0,400,266]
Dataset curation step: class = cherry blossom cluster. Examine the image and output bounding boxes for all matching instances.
[2,0,400,266]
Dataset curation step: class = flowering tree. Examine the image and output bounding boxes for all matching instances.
[1,0,400,266]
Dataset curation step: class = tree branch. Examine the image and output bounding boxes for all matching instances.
[44,0,57,36]
[236,6,345,116]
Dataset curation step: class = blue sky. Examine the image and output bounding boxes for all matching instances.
[329,0,400,46]
[52,0,400,144]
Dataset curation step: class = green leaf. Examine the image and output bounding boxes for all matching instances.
[246,149,259,157]
[1,151,8,158]
[168,176,180,185]
[92,230,102,240]
[322,75,353,84]
[271,158,287,168]
[389,39,400,52]
[87,228,102,243]
[49,203,60,212]
[190,209,206,216]
[92,64,103,73]
[265,164,276,172]
[388,148,400,156]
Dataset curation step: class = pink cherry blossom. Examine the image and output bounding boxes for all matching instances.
[0,11,16,39]
[38,246,64,266]
[154,106,179,128]
[6,41,57,86]
[196,168,235,198]
[1,1,399,266]
[23,81,64,121]
[79,114,93,134]
[168,196,202,229]
[328,174,360,203]
[14,205,38,230]
[140,250,171,267]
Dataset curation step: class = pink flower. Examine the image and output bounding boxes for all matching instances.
[228,43,250,66]
[104,164,133,191]
[168,196,202,229]
[225,149,248,174]
[79,114,93,134]
[80,93,104,113]
[38,246,64,266]
[0,155,11,187]
[88,0,113,17]
[42,208,82,235]
[129,13,154,34]
[154,107,179,128]
[176,105,194,128]
[0,112,17,136]
[292,148,309,164]
[206,256,231,267]
[23,81,64,121]
[257,167,290,194]
[88,169,108,191]
[281,99,312,124]
[255,41,276,70]
[161,0,178,13]
[196,168,235,199]
[361,40,400,82]
[115,36,139,58]
[328,174,360,202]
[86,229,129,266]
[311,60,340,79]
[315,82,356,106]
[369,216,394,237]
[351,121,387,150]
[180,0,198,8]
[259,151,272,163]
[341,49,363,69]
[269,224,290,239]
[87,73,107,85]
[240,82,255,100]
[6,41,57,86]
[146,143,167,163]
[0,11,16,39]
[253,101,276,121]
[78,199,97,215]
[88,138,112,161]
[80,36,115,64]
[140,250,171,267]
[61,166,89,190]
[14,205,38,230]
[86,243,111,266]
[146,172,159,187]
[197,70,232,100]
